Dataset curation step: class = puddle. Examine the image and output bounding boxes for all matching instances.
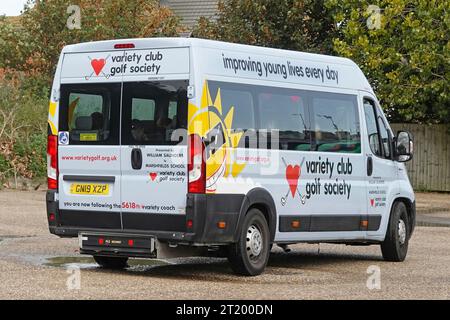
[44,256,169,270]
[45,256,96,268]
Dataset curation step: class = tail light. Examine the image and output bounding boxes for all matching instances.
[47,135,58,190]
[188,134,205,193]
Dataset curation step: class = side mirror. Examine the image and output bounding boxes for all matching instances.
[395,131,413,162]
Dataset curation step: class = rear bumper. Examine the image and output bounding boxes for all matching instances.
[79,232,156,258]
[47,190,244,245]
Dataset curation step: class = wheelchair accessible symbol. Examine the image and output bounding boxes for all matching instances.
[59,131,70,145]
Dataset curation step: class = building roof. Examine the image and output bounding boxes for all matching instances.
[161,0,219,28]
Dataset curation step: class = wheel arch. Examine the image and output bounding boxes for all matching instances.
[392,196,416,238]
[235,188,277,242]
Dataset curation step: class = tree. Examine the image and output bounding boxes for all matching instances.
[0,0,184,88]
[193,0,336,54]
[326,0,449,123]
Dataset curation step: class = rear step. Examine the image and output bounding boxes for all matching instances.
[79,232,156,258]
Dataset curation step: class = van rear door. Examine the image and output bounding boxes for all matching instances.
[58,83,123,229]
[119,48,190,232]
[120,81,189,232]
[57,50,124,230]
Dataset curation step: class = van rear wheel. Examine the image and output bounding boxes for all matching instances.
[227,208,270,276]
[93,256,128,270]
[381,201,410,262]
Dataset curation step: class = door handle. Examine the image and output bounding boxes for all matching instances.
[367,156,373,176]
[131,148,142,170]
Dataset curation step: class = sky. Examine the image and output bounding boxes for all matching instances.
[0,0,29,16]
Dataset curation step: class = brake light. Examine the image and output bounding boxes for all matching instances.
[114,43,135,49]
[47,135,58,190]
[188,134,206,193]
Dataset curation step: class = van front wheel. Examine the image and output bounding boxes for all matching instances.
[93,256,128,270]
[381,201,410,262]
[227,208,270,276]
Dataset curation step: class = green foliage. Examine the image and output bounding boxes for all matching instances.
[0,77,48,183]
[1,0,184,86]
[0,154,11,174]
[193,0,336,54]
[326,0,450,123]
[0,0,185,185]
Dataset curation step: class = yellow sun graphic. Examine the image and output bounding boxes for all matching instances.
[188,81,247,192]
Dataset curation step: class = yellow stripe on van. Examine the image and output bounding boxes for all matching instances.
[49,101,57,117]
[48,120,57,135]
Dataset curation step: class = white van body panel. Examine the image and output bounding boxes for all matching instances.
[49,38,414,246]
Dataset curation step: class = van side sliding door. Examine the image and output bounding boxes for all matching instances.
[303,91,367,238]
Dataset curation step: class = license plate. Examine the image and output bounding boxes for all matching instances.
[70,183,109,195]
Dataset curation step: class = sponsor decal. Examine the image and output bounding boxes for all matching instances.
[282,156,356,206]
[188,82,246,193]
[91,58,107,76]
[368,189,387,208]
[84,51,166,80]
[86,55,111,80]
[144,147,187,184]
[222,53,340,85]
[281,157,306,206]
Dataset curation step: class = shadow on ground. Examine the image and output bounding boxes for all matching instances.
[48,249,383,281]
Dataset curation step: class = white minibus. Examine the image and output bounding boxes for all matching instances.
[46,38,415,275]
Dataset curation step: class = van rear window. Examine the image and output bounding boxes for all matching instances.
[121,81,188,145]
[59,83,121,145]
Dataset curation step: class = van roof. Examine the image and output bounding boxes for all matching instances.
[61,37,373,93]
[63,37,351,64]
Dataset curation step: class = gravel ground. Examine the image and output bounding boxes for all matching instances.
[0,190,449,300]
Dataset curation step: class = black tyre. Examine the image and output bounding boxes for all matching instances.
[381,201,410,262]
[228,208,270,276]
[93,256,129,270]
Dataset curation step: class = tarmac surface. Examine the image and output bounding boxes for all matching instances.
[0,190,449,300]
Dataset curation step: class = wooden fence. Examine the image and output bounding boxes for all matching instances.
[391,124,450,192]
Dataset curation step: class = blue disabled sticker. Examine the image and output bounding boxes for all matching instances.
[58,131,69,145]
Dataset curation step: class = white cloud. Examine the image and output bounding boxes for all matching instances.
[0,0,29,16]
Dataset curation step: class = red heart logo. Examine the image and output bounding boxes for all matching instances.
[286,165,301,197]
[370,199,375,207]
[91,58,106,76]
[149,172,157,181]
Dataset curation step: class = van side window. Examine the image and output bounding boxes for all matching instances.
[311,93,361,153]
[377,115,391,158]
[207,81,256,149]
[122,81,188,145]
[211,86,255,131]
[258,91,311,151]
[364,99,392,159]
[59,83,120,145]
[363,100,382,157]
